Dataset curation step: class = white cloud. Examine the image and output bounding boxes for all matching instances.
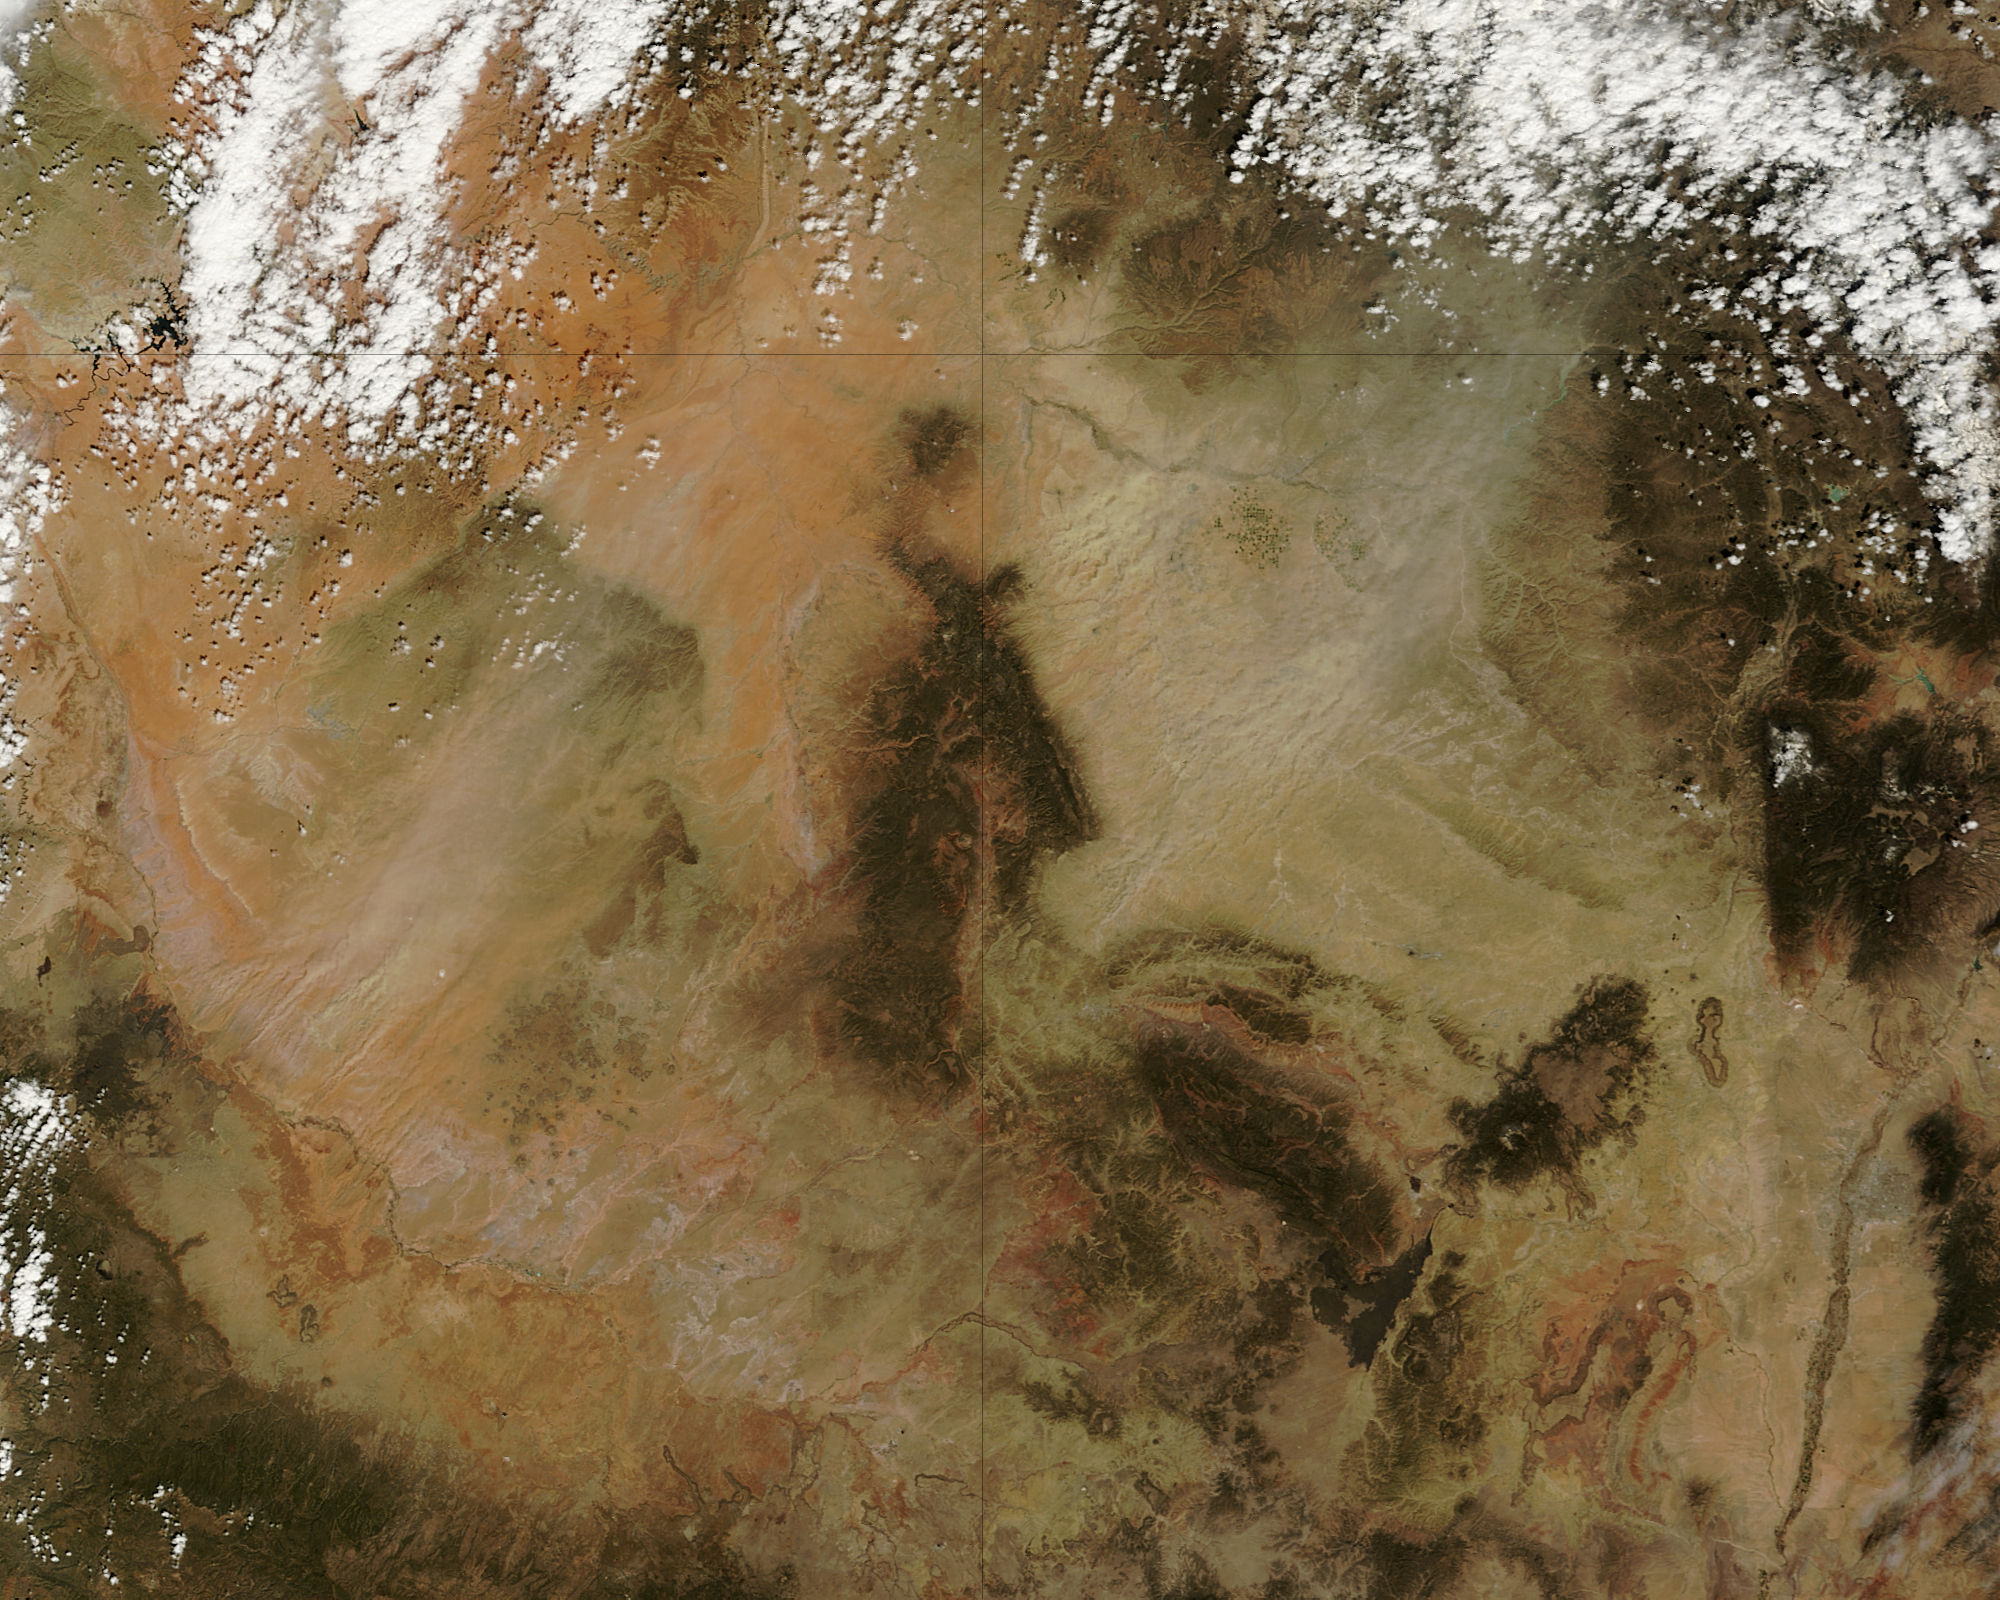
[169,0,511,430]
[163,0,673,435]
[522,0,672,124]
[0,379,61,778]
[0,1079,72,1345]
[1224,0,2000,559]
[0,0,49,115]
[131,0,2000,564]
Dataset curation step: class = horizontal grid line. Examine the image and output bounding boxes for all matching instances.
[0,348,1609,359]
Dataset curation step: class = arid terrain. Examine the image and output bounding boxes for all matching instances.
[8,1,2000,1597]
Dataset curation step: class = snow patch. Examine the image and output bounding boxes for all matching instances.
[1770,725,1816,787]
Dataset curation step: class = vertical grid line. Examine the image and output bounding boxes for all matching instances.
[977,35,989,1600]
